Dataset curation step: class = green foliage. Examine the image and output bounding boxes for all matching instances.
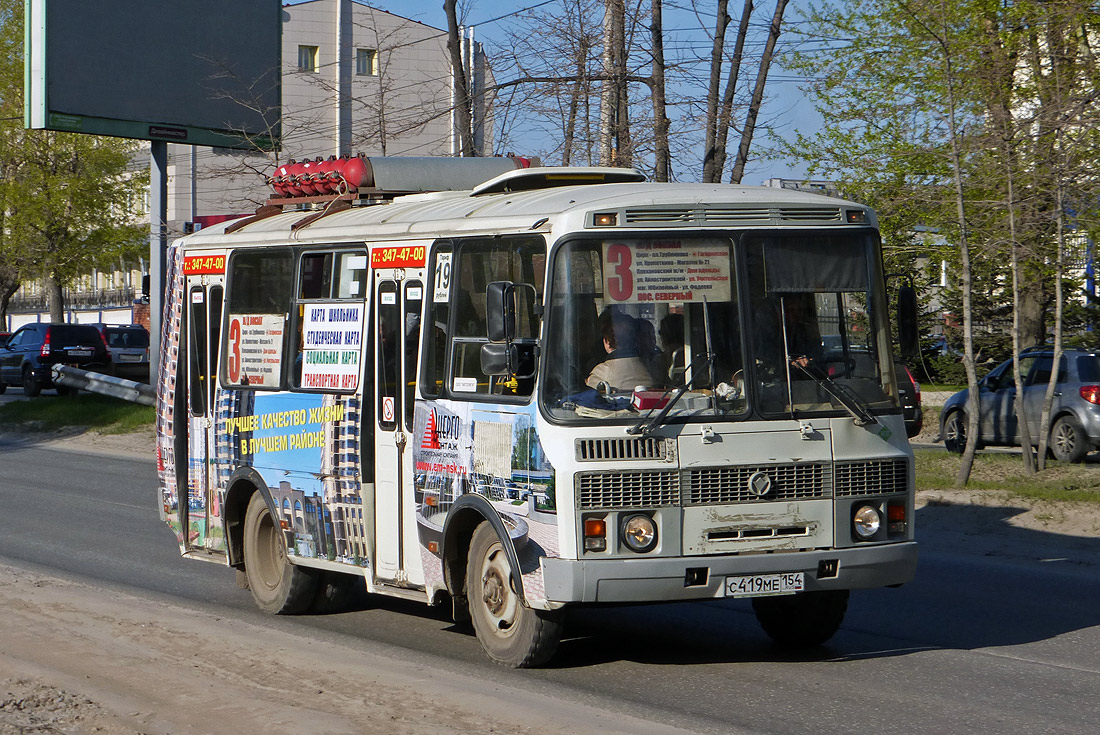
[0,394,154,434]
[783,0,1100,348]
[922,354,967,385]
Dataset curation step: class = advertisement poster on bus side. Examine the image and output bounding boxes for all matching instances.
[602,239,731,304]
[215,391,368,565]
[411,400,558,602]
[300,302,364,391]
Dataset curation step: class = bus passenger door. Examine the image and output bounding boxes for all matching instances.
[372,274,424,582]
[185,279,225,551]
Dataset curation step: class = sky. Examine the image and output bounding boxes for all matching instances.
[287,0,823,183]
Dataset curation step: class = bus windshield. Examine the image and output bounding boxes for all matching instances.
[542,231,897,423]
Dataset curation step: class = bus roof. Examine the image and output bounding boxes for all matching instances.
[178,176,875,249]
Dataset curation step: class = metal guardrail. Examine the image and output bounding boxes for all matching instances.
[52,365,156,406]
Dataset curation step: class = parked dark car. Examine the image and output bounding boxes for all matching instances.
[0,323,109,396]
[940,348,1100,462]
[89,323,150,381]
[896,362,923,439]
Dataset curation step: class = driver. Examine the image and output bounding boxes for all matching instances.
[585,311,653,392]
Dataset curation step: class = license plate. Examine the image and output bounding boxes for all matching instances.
[725,572,804,598]
[68,349,92,357]
[118,354,140,361]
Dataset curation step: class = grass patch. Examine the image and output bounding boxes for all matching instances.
[914,447,1100,504]
[0,393,154,434]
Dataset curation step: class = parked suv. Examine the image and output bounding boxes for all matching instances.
[940,348,1100,462]
[89,323,150,381]
[0,323,108,396]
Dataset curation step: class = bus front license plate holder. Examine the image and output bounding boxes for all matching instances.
[725,572,804,598]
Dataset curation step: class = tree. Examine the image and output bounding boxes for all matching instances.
[445,0,476,156]
[785,0,1100,480]
[729,0,789,184]
[0,0,146,324]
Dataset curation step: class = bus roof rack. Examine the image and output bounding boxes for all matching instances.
[263,154,540,209]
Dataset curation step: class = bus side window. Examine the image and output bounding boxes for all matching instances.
[223,248,294,389]
[291,248,367,392]
[207,285,223,414]
[404,281,423,430]
[420,244,452,399]
[377,281,400,429]
[448,236,543,399]
[189,286,208,416]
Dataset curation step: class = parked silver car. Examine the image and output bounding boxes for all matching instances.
[940,348,1100,462]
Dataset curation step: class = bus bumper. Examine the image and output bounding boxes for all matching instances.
[541,541,918,604]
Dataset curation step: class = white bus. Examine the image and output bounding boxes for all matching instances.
[157,158,918,667]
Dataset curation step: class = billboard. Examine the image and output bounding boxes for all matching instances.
[25,0,280,150]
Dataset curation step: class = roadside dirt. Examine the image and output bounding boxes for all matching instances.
[3,425,1099,734]
[0,565,689,735]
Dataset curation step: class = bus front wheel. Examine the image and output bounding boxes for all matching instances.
[242,493,318,614]
[466,522,561,668]
[752,589,848,648]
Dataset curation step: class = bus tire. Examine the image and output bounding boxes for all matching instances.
[242,492,318,614]
[466,522,561,668]
[752,589,849,649]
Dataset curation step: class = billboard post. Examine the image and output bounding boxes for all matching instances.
[149,141,168,383]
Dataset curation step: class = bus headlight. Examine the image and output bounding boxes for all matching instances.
[621,514,658,553]
[853,505,882,540]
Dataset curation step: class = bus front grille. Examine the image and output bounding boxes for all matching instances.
[576,470,680,509]
[834,458,909,496]
[576,458,908,510]
[684,463,831,505]
[576,437,668,461]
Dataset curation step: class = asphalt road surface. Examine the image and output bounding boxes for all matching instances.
[2,435,1099,734]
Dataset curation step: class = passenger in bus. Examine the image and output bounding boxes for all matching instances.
[585,311,653,393]
[635,318,665,386]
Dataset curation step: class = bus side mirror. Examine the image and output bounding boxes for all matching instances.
[486,281,516,342]
[481,342,515,376]
[898,285,919,359]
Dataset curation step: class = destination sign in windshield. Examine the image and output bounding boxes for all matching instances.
[602,239,731,304]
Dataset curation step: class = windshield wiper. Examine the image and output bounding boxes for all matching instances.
[790,361,878,426]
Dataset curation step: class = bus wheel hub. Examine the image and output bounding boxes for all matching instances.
[483,572,505,616]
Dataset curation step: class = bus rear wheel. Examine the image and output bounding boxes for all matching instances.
[466,522,561,668]
[752,589,849,648]
[243,493,318,614]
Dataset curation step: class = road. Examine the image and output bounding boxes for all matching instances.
[2,436,1100,734]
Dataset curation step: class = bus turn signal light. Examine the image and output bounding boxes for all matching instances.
[887,502,907,535]
[584,517,607,552]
